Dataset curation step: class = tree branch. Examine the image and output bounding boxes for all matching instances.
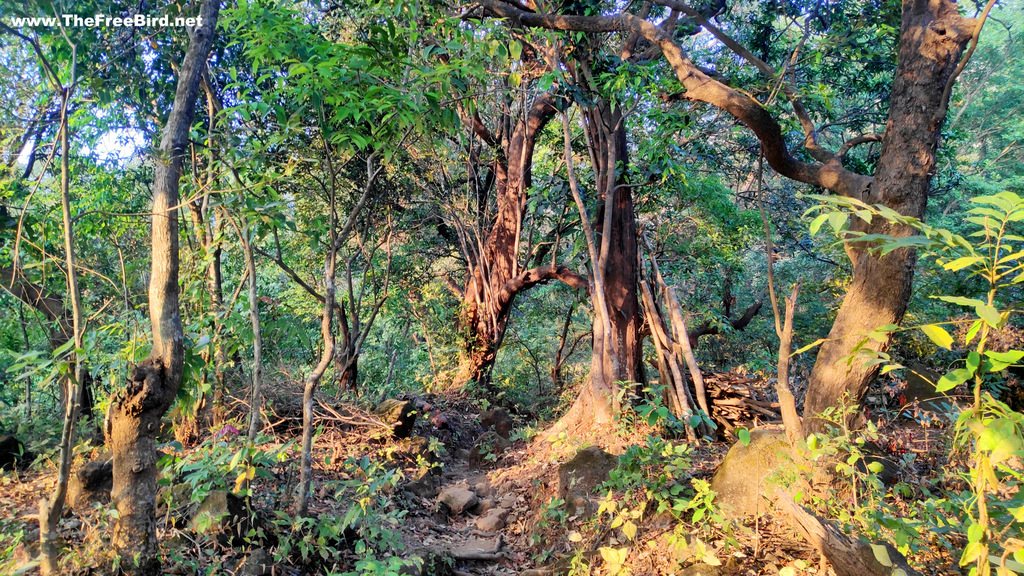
[476,0,873,199]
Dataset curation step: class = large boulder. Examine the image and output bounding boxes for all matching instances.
[557,446,618,516]
[68,454,113,510]
[710,430,791,517]
[374,399,418,439]
[0,435,30,470]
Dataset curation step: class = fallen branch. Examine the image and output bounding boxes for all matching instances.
[776,489,921,576]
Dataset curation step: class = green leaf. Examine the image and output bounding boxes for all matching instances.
[984,350,1024,371]
[920,324,954,350]
[809,213,829,235]
[942,256,983,271]
[737,428,751,446]
[793,338,825,355]
[967,522,984,543]
[870,544,893,567]
[976,304,1003,328]
[828,212,848,232]
[935,367,972,392]
[975,418,1023,464]
[936,296,985,308]
[965,320,983,345]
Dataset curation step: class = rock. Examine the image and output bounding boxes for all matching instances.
[475,508,509,532]
[469,431,511,465]
[0,434,30,470]
[449,537,502,559]
[472,497,497,515]
[437,484,478,516]
[476,513,505,532]
[473,480,492,498]
[498,493,518,509]
[479,408,512,439]
[68,454,113,510]
[557,446,618,516]
[374,399,418,439]
[190,490,249,545]
[236,549,273,576]
[904,362,951,413]
[404,467,441,499]
[570,496,592,518]
[709,430,791,517]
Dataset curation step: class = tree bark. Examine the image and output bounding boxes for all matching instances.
[476,0,976,432]
[560,101,645,428]
[455,92,563,389]
[802,0,975,432]
[39,73,85,576]
[108,3,219,573]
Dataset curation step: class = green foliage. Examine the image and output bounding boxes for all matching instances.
[275,454,415,575]
[808,191,1024,574]
[159,433,293,503]
[603,434,692,516]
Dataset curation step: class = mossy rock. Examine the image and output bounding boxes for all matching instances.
[558,446,618,516]
[709,430,791,518]
[374,399,418,438]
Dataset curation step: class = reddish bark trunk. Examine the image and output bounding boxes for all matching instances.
[456,93,560,387]
[562,104,645,426]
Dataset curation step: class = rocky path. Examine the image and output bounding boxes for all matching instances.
[390,403,543,576]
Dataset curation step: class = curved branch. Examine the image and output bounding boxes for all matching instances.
[687,300,763,347]
[476,0,873,199]
[494,264,588,317]
[0,266,69,325]
[837,133,884,158]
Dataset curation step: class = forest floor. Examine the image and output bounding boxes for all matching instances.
[0,382,966,576]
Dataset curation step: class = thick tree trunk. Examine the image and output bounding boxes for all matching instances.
[109,3,219,573]
[455,93,559,388]
[561,104,644,427]
[803,0,974,432]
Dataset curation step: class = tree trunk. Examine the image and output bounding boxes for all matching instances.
[109,4,219,573]
[803,0,974,432]
[334,304,358,393]
[39,76,85,576]
[237,224,263,444]
[561,103,644,428]
[455,93,559,389]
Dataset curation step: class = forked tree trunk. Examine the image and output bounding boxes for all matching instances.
[108,3,219,573]
[478,0,980,434]
[803,0,975,432]
[455,93,559,388]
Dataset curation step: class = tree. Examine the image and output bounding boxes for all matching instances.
[476,0,979,431]
[441,34,587,390]
[107,2,219,572]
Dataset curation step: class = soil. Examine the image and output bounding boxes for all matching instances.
[0,388,967,576]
